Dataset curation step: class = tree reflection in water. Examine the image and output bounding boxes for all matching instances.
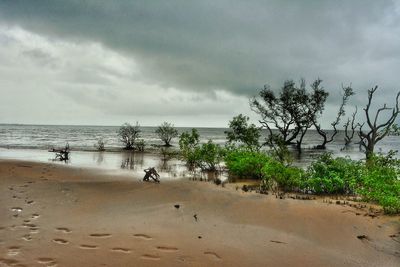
[120,152,144,170]
[93,152,104,165]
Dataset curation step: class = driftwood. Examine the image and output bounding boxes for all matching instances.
[143,167,160,183]
[49,144,70,161]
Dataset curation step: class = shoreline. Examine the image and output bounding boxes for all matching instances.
[1,159,399,266]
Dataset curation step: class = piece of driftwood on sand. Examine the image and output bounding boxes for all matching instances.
[49,144,70,161]
[143,167,160,183]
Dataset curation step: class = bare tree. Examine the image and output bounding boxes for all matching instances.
[314,85,354,149]
[344,107,360,146]
[358,86,400,160]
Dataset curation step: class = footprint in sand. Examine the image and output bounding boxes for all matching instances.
[111,248,131,253]
[22,234,32,241]
[79,244,98,250]
[56,227,71,233]
[204,251,222,260]
[37,257,57,266]
[17,165,32,168]
[11,207,23,213]
[270,240,287,244]
[0,258,20,266]
[156,246,178,252]
[133,234,153,240]
[26,200,35,205]
[53,238,69,245]
[7,246,21,257]
[30,228,40,234]
[141,254,160,260]
[22,223,37,228]
[89,233,112,238]
[31,213,40,219]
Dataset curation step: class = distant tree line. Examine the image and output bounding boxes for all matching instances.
[103,79,399,162]
[248,78,399,160]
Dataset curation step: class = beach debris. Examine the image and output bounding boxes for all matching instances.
[174,204,180,209]
[357,235,368,240]
[270,240,287,244]
[193,214,198,221]
[49,143,70,161]
[143,167,160,183]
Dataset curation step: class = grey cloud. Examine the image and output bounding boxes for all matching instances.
[1,1,399,94]
[0,1,399,126]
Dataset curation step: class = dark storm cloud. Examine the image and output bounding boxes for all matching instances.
[1,1,399,93]
[0,0,399,126]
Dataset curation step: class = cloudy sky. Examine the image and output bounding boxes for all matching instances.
[0,0,399,127]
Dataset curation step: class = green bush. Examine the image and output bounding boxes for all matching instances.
[262,160,305,191]
[225,149,270,179]
[305,153,362,194]
[179,129,224,171]
[358,152,400,214]
[179,129,200,167]
[195,140,225,171]
[223,148,400,214]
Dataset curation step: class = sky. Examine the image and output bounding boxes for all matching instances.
[0,0,399,127]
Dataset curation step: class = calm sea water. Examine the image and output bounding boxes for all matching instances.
[0,124,398,175]
[0,125,227,150]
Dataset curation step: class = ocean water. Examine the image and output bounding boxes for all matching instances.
[0,124,227,150]
[0,124,398,174]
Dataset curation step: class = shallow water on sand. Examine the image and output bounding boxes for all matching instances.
[0,124,399,181]
[0,148,221,181]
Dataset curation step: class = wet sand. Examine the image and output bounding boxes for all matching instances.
[0,159,399,266]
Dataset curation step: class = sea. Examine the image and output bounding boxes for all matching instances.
[0,124,398,180]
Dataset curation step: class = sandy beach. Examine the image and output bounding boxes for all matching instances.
[0,159,399,267]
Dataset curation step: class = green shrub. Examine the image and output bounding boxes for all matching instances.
[179,129,223,171]
[305,153,362,194]
[358,152,400,214]
[303,152,400,214]
[262,160,305,191]
[195,140,225,171]
[225,149,270,179]
[179,129,200,167]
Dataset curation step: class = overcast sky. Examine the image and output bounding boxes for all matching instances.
[0,0,399,127]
